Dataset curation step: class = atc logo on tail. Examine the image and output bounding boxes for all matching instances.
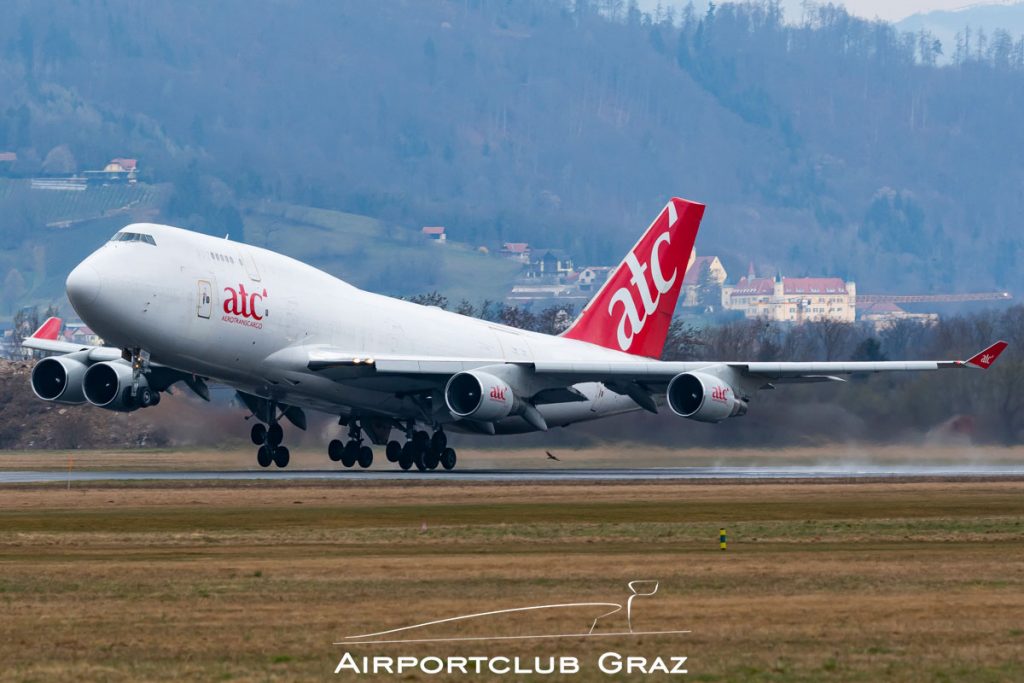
[563,198,705,358]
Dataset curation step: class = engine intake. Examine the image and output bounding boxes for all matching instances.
[83,360,148,412]
[445,371,516,422]
[31,357,88,404]
[666,372,747,423]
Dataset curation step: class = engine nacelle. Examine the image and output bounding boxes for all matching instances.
[31,356,88,404]
[83,360,148,412]
[666,372,747,423]
[445,371,516,422]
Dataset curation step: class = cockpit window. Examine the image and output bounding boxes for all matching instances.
[110,231,156,246]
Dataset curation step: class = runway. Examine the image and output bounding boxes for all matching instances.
[3,465,1024,483]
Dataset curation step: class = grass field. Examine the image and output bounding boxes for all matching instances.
[1,478,1022,681]
[243,200,521,303]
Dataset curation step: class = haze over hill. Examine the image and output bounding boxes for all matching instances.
[898,1,1024,63]
[1,0,1023,311]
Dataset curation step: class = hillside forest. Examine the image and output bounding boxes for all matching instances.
[0,0,1022,311]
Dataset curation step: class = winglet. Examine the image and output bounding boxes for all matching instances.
[964,341,1008,369]
[30,317,62,341]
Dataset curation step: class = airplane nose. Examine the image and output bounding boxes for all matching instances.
[66,262,101,310]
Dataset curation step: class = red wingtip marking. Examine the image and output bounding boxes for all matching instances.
[31,317,63,340]
[965,340,1008,369]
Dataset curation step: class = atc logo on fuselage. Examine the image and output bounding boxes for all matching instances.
[222,283,268,329]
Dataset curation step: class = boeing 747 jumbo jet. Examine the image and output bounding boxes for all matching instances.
[24,198,1007,471]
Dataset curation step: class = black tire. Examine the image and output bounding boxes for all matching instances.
[399,442,415,470]
[341,440,358,468]
[413,430,430,446]
[414,443,428,471]
[328,439,344,462]
[274,446,290,468]
[430,430,447,453]
[257,445,273,468]
[440,447,456,471]
[149,392,161,406]
[385,440,402,462]
[251,423,268,446]
[357,445,373,468]
[138,387,155,407]
[424,448,440,470]
[267,423,284,447]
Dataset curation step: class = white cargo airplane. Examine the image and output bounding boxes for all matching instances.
[24,198,1007,471]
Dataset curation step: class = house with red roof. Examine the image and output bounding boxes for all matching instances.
[421,226,446,243]
[680,254,727,307]
[500,242,531,263]
[723,270,857,323]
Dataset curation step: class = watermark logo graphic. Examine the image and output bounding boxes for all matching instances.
[336,580,687,646]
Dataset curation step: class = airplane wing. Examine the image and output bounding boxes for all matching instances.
[20,317,94,355]
[533,340,1008,384]
[21,317,209,399]
[302,340,1007,385]
[298,341,1008,423]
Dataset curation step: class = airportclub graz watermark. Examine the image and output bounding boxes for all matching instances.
[333,580,690,676]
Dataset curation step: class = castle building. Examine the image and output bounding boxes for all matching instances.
[722,272,856,323]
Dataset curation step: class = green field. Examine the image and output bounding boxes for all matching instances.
[0,183,519,314]
[0,479,1022,681]
[243,201,521,303]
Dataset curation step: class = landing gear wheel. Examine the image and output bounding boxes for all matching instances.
[328,439,344,462]
[137,387,156,407]
[385,440,402,463]
[424,448,440,470]
[251,423,268,446]
[414,443,428,472]
[430,430,447,453]
[399,442,415,470]
[341,440,358,468]
[273,446,290,468]
[267,423,284,447]
[149,392,161,407]
[257,445,273,468]
[357,445,373,468]
[440,448,457,471]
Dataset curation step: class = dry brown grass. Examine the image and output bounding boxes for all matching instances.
[0,480,1022,681]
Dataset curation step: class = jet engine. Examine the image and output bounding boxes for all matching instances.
[31,356,88,404]
[445,371,517,422]
[666,372,747,423]
[83,360,156,412]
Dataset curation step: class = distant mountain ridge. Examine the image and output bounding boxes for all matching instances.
[1,0,1022,307]
[897,1,1024,61]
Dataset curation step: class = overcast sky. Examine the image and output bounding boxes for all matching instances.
[638,0,1014,23]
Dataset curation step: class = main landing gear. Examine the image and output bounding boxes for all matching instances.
[384,425,456,472]
[327,420,457,472]
[251,420,289,468]
[328,420,373,469]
